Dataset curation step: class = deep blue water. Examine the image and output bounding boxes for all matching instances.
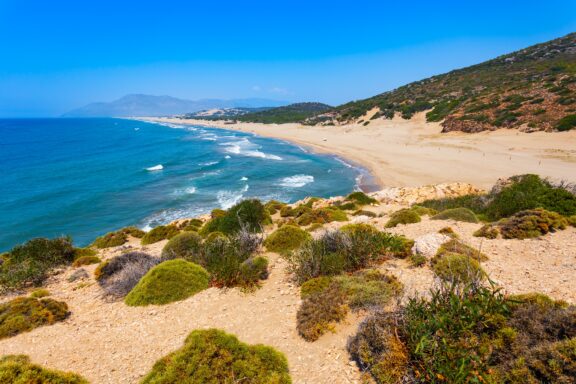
[0,118,362,251]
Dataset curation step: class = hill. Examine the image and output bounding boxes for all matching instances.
[236,102,333,124]
[183,107,273,120]
[62,95,289,117]
[308,33,576,132]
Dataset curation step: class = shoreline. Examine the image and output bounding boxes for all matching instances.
[137,115,576,190]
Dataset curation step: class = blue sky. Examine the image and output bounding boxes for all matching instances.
[0,0,575,117]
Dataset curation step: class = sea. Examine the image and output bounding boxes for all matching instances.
[0,118,368,251]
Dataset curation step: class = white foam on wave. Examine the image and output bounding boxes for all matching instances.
[240,177,248,181]
[141,205,207,231]
[279,175,314,188]
[146,164,164,171]
[199,161,219,167]
[217,184,249,209]
[172,186,196,196]
[219,138,282,160]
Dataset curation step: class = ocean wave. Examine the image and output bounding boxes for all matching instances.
[219,138,282,160]
[172,186,196,196]
[146,164,164,171]
[240,176,248,181]
[217,184,249,209]
[279,174,314,188]
[141,205,207,231]
[199,161,219,167]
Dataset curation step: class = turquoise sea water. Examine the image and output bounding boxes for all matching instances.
[0,118,364,251]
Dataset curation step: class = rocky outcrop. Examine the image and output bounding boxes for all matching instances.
[411,233,451,259]
[370,183,484,205]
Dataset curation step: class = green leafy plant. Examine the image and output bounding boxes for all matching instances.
[160,232,203,261]
[296,283,348,341]
[72,255,101,267]
[431,207,479,223]
[141,225,180,245]
[200,199,271,236]
[92,230,128,248]
[141,329,291,383]
[264,225,312,253]
[346,191,378,205]
[385,208,421,228]
[125,259,210,306]
[29,288,50,298]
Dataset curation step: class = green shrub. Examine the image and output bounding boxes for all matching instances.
[29,288,50,298]
[0,237,75,291]
[300,276,333,299]
[0,297,68,339]
[0,355,88,384]
[334,201,358,211]
[210,208,227,219]
[72,255,101,267]
[347,312,408,384]
[556,113,576,131]
[568,215,576,227]
[125,259,210,306]
[498,208,568,239]
[238,256,269,286]
[438,226,458,238]
[161,232,203,261]
[200,199,271,236]
[296,283,348,341]
[431,207,479,223]
[473,224,499,239]
[121,226,146,238]
[141,225,180,245]
[264,225,312,253]
[432,253,486,284]
[346,191,378,205]
[72,247,97,260]
[265,200,287,215]
[385,208,421,228]
[334,270,402,310]
[410,205,438,216]
[352,209,377,217]
[306,223,324,232]
[286,227,411,283]
[435,239,488,262]
[409,253,427,267]
[420,194,486,214]
[92,230,128,248]
[141,329,291,383]
[296,207,348,226]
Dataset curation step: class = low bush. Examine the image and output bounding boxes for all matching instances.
[125,259,210,306]
[29,288,50,298]
[300,276,333,299]
[306,223,324,232]
[95,251,159,298]
[556,113,576,131]
[432,253,486,284]
[410,205,438,216]
[435,238,488,262]
[385,208,421,228]
[333,201,358,211]
[296,207,348,226]
[200,199,271,236]
[438,226,458,238]
[121,226,146,238]
[0,297,68,339]
[141,225,180,245]
[348,278,576,383]
[498,208,568,239]
[92,230,128,249]
[238,256,269,286]
[334,270,402,310]
[474,224,499,239]
[286,226,412,283]
[409,253,427,267]
[347,312,408,384]
[0,237,75,291]
[0,355,88,384]
[352,209,377,217]
[431,207,479,223]
[72,255,101,267]
[346,191,378,205]
[141,329,291,383]
[297,283,348,341]
[569,215,576,227]
[420,194,486,214]
[265,200,287,215]
[264,225,312,253]
[160,232,203,261]
[72,247,97,259]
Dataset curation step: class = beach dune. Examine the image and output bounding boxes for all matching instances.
[141,112,576,190]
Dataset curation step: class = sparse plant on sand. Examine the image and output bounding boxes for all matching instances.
[0,297,69,339]
[0,355,88,384]
[141,329,291,383]
[95,251,159,298]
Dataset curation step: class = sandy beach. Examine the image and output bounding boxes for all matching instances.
[140,113,576,190]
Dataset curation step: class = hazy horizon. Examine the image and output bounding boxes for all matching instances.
[1,0,575,117]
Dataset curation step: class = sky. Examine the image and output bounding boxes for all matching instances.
[0,0,575,117]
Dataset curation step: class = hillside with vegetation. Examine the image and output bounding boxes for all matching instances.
[235,102,332,124]
[308,33,576,132]
[182,107,272,120]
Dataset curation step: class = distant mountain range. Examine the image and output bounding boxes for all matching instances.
[62,94,289,117]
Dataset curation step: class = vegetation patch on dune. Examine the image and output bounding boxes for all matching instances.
[125,259,210,306]
[141,225,180,245]
[93,230,128,249]
[72,255,101,267]
[345,191,378,206]
[286,225,412,283]
[0,355,88,384]
[431,207,479,223]
[0,237,75,292]
[0,297,68,339]
[96,251,159,298]
[200,199,271,236]
[385,208,421,228]
[141,328,291,383]
[264,225,311,253]
[348,279,576,383]
[475,208,568,239]
[160,232,203,260]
